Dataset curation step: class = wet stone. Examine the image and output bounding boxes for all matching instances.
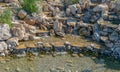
[0,60,6,64]
[16,67,21,72]
[66,60,73,63]
[56,67,64,71]
[5,67,10,71]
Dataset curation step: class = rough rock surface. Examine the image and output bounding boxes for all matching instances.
[0,41,7,52]
[18,10,27,19]
[6,37,19,49]
[11,24,25,40]
[0,24,11,40]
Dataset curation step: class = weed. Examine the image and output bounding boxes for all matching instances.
[0,9,12,27]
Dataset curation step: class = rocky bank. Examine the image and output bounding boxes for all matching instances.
[0,0,120,60]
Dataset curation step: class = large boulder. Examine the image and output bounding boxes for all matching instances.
[6,37,19,49]
[0,24,11,40]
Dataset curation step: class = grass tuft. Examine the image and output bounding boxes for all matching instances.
[22,0,39,13]
[0,9,12,27]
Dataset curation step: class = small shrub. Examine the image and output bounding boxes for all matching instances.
[0,9,12,27]
[22,0,38,13]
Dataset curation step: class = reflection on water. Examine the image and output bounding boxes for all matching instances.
[0,55,120,72]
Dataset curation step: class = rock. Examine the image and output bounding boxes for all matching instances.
[6,37,19,49]
[93,23,101,42]
[76,4,82,14]
[56,67,64,71]
[16,67,21,72]
[79,53,84,57]
[111,0,120,12]
[49,29,55,36]
[68,4,77,15]
[24,15,36,25]
[0,60,6,64]
[23,33,30,41]
[53,7,60,16]
[0,0,3,2]
[4,0,14,2]
[18,10,27,19]
[39,55,45,58]
[53,19,63,32]
[23,24,36,34]
[50,67,57,72]
[93,4,108,12]
[29,35,35,40]
[43,4,49,12]
[5,67,10,71]
[0,24,11,40]
[48,4,54,12]
[0,41,8,53]
[67,19,76,27]
[71,54,78,57]
[109,32,119,41]
[100,36,108,42]
[66,60,72,63]
[29,67,34,72]
[105,40,113,48]
[11,24,25,40]
[67,64,74,67]
[66,8,71,16]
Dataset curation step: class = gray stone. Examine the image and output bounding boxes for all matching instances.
[53,20,63,32]
[6,37,19,49]
[109,32,119,41]
[23,24,36,34]
[53,7,60,16]
[0,41,8,53]
[66,8,71,16]
[105,40,113,48]
[68,4,77,15]
[12,24,25,40]
[16,67,21,72]
[0,24,11,40]
[67,19,76,27]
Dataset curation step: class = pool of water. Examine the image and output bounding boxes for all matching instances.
[0,54,120,72]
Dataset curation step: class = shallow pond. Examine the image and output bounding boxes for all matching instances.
[0,54,120,72]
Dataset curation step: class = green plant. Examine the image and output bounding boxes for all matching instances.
[64,0,79,5]
[71,0,79,4]
[22,0,38,13]
[0,9,12,27]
